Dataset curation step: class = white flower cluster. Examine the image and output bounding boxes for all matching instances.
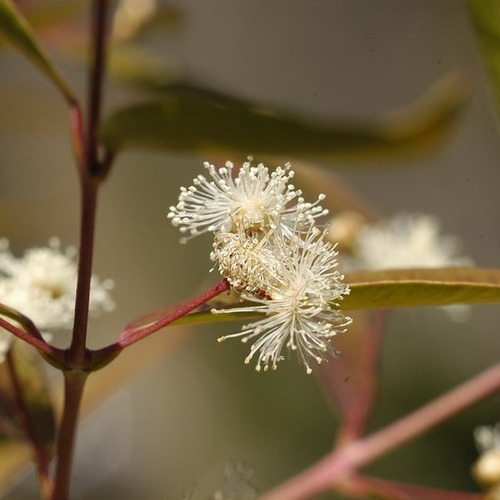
[0,237,115,361]
[349,213,473,271]
[169,159,351,373]
[338,213,473,322]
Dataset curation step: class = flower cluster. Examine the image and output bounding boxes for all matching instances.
[0,237,115,361]
[169,159,351,373]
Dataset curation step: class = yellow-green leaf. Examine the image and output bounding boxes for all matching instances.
[168,267,500,328]
[0,0,76,104]
[100,71,473,164]
[343,267,500,309]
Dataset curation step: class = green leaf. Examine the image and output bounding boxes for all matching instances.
[167,267,500,328]
[100,72,473,164]
[467,0,500,120]
[121,267,500,338]
[0,0,76,104]
[343,267,500,309]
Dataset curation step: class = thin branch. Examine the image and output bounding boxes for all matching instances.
[68,181,98,366]
[85,0,109,178]
[0,302,45,341]
[262,362,500,500]
[0,317,61,359]
[340,473,482,500]
[69,0,109,365]
[52,370,88,499]
[90,280,231,369]
[119,279,231,347]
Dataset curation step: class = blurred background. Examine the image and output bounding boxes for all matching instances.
[1,0,499,498]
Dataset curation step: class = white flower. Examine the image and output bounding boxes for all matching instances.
[351,213,473,270]
[214,228,351,373]
[345,213,473,322]
[475,423,500,455]
[168,158,327,243]
[473,423,500,490]
[211,231,282,294]
[0,238,115,334]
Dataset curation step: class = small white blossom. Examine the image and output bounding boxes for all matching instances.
[351,213,473,270]
[168,158,327,242]
[475,423,500,455]
[215,228,351,373]
[473,423,500,490]
[0,238,115,338]
[345,213,473,322]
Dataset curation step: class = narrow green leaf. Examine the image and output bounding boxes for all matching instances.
[0,0,77,104]
[123,267,500,336]
[100,71,473,164]
[167,267,500,328]
[343,267,500,309]
[467,0,500,120]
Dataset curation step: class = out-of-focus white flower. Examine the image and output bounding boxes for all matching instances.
[214,228,351,373]
[344,213,473,322]
[0,238,115,337]
[351,213,473,270]
[168,159,327,243]
[473,423,500,491]
[475,423,500,454]
[214,462,257,500]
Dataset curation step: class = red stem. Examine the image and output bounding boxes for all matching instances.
[119,279,230,347]
[262,362,500,500]
[91,280,231,368]
[0,317,61,359]
[68,0,109,365]
[68,181,98,366]
[85,0,109,178]
[51,2,109,498]
[341,473,482,500]
[51,370,88,500]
